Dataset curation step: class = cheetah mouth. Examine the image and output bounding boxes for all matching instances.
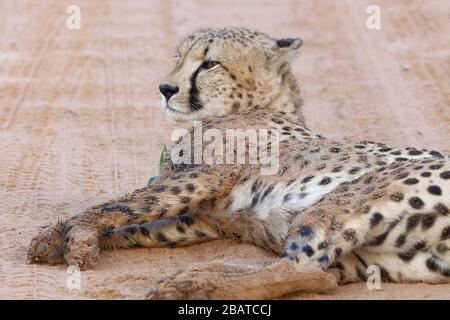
[164,103,191,115]
[160,97,191,115]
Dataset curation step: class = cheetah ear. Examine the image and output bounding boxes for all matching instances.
[275,38,303,50]
[267,37,303,67]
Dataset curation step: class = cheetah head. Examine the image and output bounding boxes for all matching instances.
[159,27,303,122]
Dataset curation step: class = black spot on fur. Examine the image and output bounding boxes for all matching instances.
[332,166,343,173]
[250,193,260,208]
[189,172,198,178]
[251,179,262,193]
[180,196,191,204]
[395,172,409,180]
[318,177,332,185]
[441,226,450,240]
[195,231,206,238]
[430,150,444,158]
[271,117,284,125]
[398,241,426,262]
[152,185,166,193]
[298,192,308,199]
[406,214,421,232]
[170,186,181,195]
[409,197,425,209]
[302,245,315,257]
[261,185,274,201]
[428,185,442,196]
[125,226,138,235]
[185,183,196,193]
[100,204,135,216]
[342,229,357,242]
[176,224,185,234]
[370,213,384,227]
[422,214,437,230]
[379,266,395,282]
[395,234,407,247]
[426,257,439,272]
[156,233,167,242]
[440,171,450,180]
[179,215,194,226]
[283,193,292,203]
[356,267,367,281]
[435,203,449,216]
[408,150,423,156]
[178,206,189,216]
[369,218,402,246]
[140,226,150,237]
[298,225,313,238]
[318,241,329,250]
[316,163,327,171]
[421,172,431,177]
[403,178,419,185]
[301,175,314,183]
[330,147,340,153]
[318,255,329,264]
[390,192,404,202]
[349,167,361,174]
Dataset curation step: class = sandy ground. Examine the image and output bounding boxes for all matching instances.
[0,0,449,300]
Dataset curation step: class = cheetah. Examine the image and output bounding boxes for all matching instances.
[28,27,450,299]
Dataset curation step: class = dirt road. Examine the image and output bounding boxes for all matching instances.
[0,0,449,299]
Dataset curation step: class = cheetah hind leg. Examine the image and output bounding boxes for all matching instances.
[99,215,220,250]
[333,238,450,284]
[146,258,337,300]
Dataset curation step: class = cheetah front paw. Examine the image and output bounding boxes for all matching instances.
[28,221,68,266]
[63,227,100,269]
[28,221,100,270]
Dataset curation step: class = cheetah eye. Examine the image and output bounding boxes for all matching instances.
[202,60,220,70]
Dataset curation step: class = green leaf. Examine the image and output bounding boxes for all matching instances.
[159,144,168,171]
[125,235,137,247]
[147,144,168,187]
[147,176,158,187]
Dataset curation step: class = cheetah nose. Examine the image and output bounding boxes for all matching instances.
[159,83,179,101]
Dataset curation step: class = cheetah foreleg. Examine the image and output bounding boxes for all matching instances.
[99,215,219,250]
[28,169,240,269]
